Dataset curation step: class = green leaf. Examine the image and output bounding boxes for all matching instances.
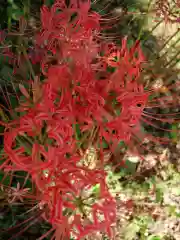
[13,171,32,189]
[118,141,126,148]
[0,125,4,135]
[127,38,135,48]
[171,187,180,196]
[155,188,163,203]
[168,205,177,216]
[120,159,138,175]
[92,183,100,196]
[147,235,161,240]
[12,9,23,20]
[107,66,116,73]
[123,222,140,240]
[102,138,109,149]
[0,170,11,186]
[0,55,10,65]
[9,95,19,109]
[44,0,55,6]
[128,7,138,13]
[8,0,14,4]
[0,65,13,82]
[170,124,178,142]
[175,211,180,218]
[74,123,81,141]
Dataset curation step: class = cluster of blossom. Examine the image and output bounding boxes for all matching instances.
[2,0,152,239]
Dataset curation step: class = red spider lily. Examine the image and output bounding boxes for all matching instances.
[106,40,145,90]
[7,182,30,203]
[103,38,144,66]
[37,0,100,66]
[3,72,117,238]
[45,172,115,239]
[32,163,114,238]
[2,0,179,238]
[117,92,150,125]
[47,64,71,89]
[4,135,51,173]
[69,195,116,239]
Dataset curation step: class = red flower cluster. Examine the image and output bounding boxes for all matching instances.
[3,78,117,239]
[2,0,150,239]
[37,0,100,67]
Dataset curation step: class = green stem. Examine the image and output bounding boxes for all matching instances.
[21,45,35,79]
[0,108,9,122]
[138,0,153,40]
[16,135,33,155]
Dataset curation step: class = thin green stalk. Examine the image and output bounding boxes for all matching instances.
[16,136,32,155]
[138,0,153,40]
[21,44,35,79]
[0,108,9,122]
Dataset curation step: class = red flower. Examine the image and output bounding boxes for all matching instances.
[7,182,30,203]
[37,1,101,66]
[47,64,71,90]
